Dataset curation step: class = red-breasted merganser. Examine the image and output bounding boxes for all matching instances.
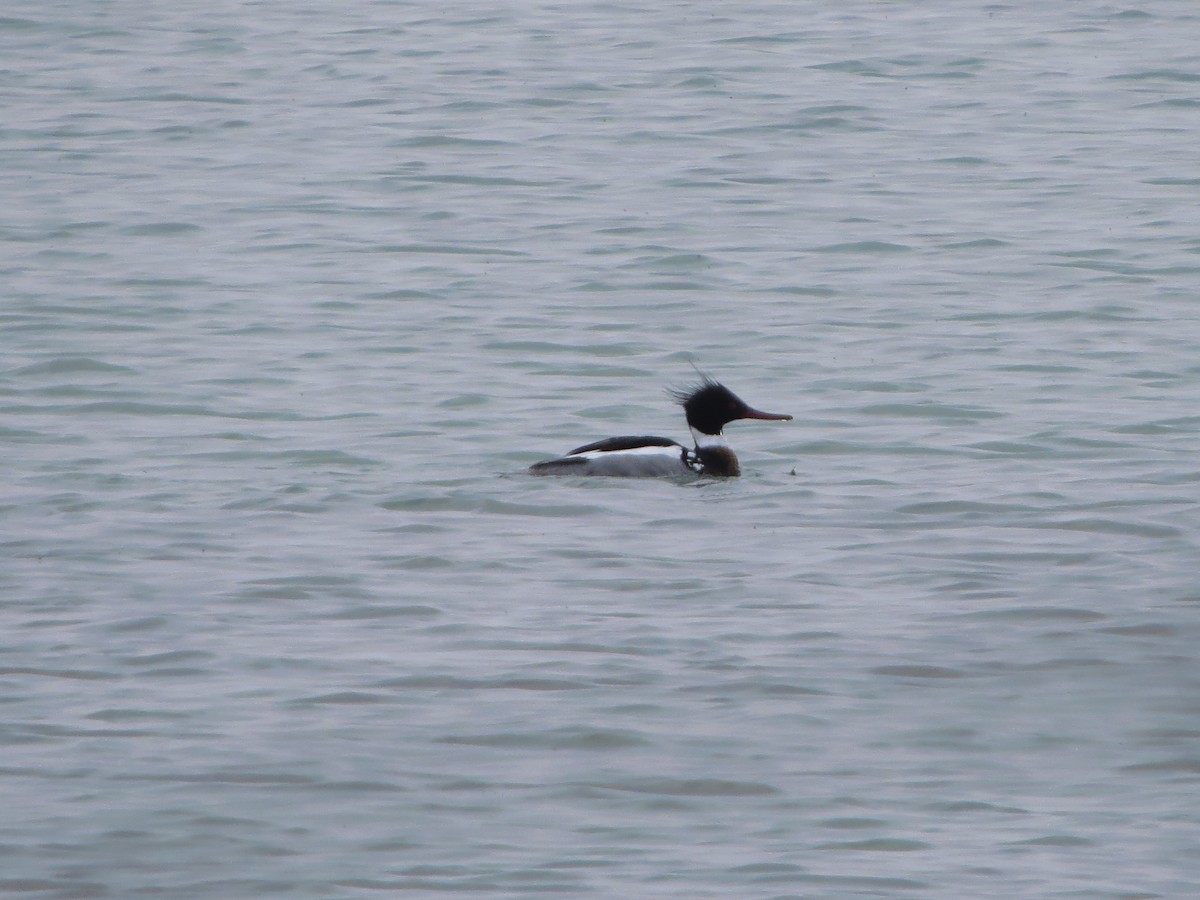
[529,378,791,477]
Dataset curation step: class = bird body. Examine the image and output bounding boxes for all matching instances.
[529,378,790,478]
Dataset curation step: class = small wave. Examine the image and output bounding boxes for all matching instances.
[593,777,779,797]
[438,727,647,750]
[870,665,966,679]
[813,240,913,253]
[8,357,137,377]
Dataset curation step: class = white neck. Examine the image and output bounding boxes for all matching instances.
[691,428,729,449]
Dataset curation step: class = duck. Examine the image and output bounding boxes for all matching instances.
[529,377,791,477]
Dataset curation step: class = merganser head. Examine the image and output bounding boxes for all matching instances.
[669,378,792,438]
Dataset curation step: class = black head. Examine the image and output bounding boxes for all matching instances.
[669,377,792,436]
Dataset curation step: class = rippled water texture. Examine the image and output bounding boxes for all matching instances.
[3,2,1199,897]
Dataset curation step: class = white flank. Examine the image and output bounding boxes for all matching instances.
[557,443,689,476]
[575,445,681,460]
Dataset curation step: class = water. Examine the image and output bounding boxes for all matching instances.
[3,1,1199,897]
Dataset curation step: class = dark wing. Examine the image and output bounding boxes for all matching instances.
[566,435,683,456]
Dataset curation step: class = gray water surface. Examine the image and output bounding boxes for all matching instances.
[3,2,1199,897]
